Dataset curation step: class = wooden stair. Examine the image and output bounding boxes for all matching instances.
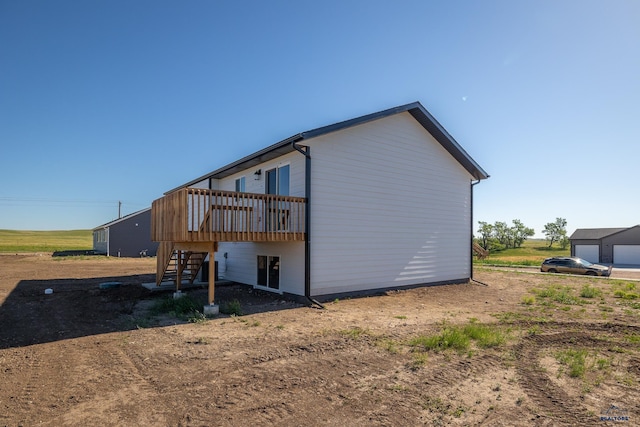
[156,241,207,286]
[472,242,489,260]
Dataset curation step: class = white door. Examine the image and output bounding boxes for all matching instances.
[575,245,599,263]
[613,245,640,265]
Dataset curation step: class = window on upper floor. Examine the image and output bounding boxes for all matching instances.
[265,165,289,196]
[235,176,246,192]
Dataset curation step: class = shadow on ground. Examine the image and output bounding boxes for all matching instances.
[0,274,302,350]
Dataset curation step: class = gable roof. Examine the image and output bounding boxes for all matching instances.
[168,101,489,194]
[569,227,629,240]
[92,207,151,231]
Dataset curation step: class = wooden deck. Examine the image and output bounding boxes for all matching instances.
[152,188,307,299]
[151,188,307,243]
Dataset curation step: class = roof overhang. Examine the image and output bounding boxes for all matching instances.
[167,101,489,194]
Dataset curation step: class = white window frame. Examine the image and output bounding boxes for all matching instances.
[235,176,246,192]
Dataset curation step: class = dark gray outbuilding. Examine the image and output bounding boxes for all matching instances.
[570,225,640,265]
[92,208,158,257]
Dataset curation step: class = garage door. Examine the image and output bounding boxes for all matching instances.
[613,245,640,265]
[575,245,599,263]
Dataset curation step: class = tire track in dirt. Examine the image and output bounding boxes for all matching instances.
[143,333,418,426]
[178,336,359,425]
[13,347,43,423]
[4,342,75,426]
[513,323,640,426]
[421,353,505,389]
[52,333,171,426]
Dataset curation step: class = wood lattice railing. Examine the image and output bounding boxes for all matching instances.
[151,188,306,243]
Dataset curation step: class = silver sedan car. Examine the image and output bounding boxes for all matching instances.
[540,257,612,277]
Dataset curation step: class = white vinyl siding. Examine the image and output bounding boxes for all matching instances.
[93,229,108,254]
[306,112,472,296]
[190,179,210,189]
[218,241,305,295]
[217,152,304,197]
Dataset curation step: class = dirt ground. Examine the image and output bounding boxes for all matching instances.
[1,254,639,426]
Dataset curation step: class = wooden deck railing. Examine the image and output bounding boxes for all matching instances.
[151,188,306,243]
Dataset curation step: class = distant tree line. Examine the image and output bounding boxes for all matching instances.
[476,220,535,251]
[476,217,569,251]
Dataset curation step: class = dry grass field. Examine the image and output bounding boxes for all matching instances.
[0,254,639,426]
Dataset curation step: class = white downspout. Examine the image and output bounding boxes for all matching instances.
[105,227,109,257]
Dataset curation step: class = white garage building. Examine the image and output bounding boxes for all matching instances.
[570,226,640,266]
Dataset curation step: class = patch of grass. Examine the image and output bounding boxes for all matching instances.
[188,311,207,323]
[532,285,583,305]
[556,349,588,378]
[451,406,466,418]
[462,323,506,348]
[521,295,536,305]
[151,295,204,320]
[410,327,470,353]
[580,284,602,299]
[596,357,611,370]
[377,338,400,354]
[340,326,367,340]
[409,322,506,354]
[622,282,636,291]
[611,282,639,300]
[527,325,541,335]
[0,229,93,252]
[474,239,569,267]
[475,259,541,267]
[624,333,640,344]
[613,290,639,300]
[421,395,448,412]
[220,299,243,316]
[616,374,635,386]
[409,352,429,370]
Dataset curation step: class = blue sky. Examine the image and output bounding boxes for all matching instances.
[1,0,638,237]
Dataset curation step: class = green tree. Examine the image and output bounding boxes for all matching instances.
[543,217,567,248]
[477,219,536,250]
[494,221,511,248]
[511,219,535,248]
[477,221,494,250]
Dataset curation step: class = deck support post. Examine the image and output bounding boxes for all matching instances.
[204,242,219,316]
[208,247,216,304]
[175,250,182,291]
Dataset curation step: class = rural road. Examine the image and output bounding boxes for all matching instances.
[480,265,640,280]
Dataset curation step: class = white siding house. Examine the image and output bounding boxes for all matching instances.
[152,102,488,302]
[307,113,474,296]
